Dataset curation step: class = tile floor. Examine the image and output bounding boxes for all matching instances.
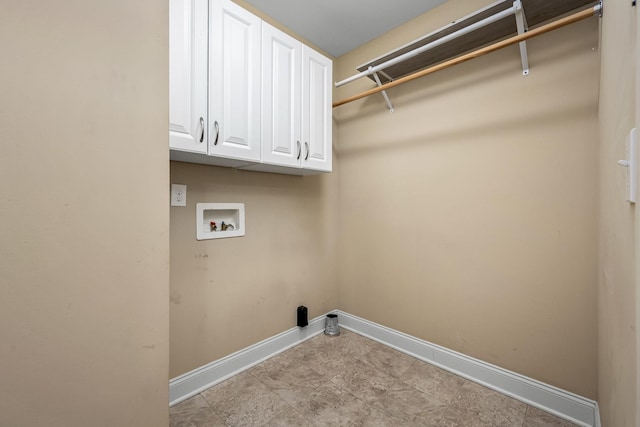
[170,329,578,426]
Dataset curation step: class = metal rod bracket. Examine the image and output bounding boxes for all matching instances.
[513,0,530,76]
[372,70,394,113]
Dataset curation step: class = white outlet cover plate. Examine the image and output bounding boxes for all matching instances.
[171,184,187,206]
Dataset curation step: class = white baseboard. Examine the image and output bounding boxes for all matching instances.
[336,310,600,427]
[169,310,600,427]
[169,313,328,406]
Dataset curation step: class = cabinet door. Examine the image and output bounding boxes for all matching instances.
[302,46,332,172]
[261,23,302,168]
[169,0,208,153]
[209,0,261,162]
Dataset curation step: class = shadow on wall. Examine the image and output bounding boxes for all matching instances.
[335,101,597,158]
[170,162,329,196]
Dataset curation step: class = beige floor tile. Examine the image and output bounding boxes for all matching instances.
[309,329,374,359]
[440,381,527,427]
[202,374,291,426]
[292,382,369,426]
[399,360,465,404]
[523,406,580,426]
[254,361,328,405]
[360,342,417,378]
[255,345,306,372]
[169,394,224,427]
[263,405,314,426]
[352,404,417,426]
[277,335,353,378]
[438,411,496,427]
[364,380,449,425]
[335,329,380,358]
[198,371,256,408]
[329,357,397,403]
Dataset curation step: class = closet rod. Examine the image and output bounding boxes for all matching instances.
[332,3,601,109]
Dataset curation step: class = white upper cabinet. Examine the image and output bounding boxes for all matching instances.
[169,0,208,154]
[260,23,302,168]
[209,0,261,162]
[249,23,332,174]
[301,46,332,172]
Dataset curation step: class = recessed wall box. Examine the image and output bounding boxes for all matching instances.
[196,203,245,240]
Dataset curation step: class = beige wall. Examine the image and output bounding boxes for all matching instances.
[0,2,169,426]
[598,0,638,425]
[170,161,338,377]
[335,0,599,399]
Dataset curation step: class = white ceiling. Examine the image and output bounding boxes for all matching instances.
[242,0,448,57]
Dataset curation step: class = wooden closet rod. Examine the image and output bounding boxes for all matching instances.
[332,4,601,108]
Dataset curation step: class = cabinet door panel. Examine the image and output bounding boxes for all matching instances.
[261,23,301,167]
[169,0,208,153]
[210,0,261,161]
[302,46,332,172]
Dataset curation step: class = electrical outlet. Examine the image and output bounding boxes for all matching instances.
[171,184,187,206]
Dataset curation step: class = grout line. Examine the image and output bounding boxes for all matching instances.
[521,405,527,427]
[437,378,468,426]
[198,391,227,425]
[437,403,450,426]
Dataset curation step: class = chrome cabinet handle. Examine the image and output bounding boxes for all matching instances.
[199,117,204,143]
[213,121,219,145]
[296,141,301,160]
[304,142,309,161]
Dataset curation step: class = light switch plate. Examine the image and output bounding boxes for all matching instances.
[171,184,187,206]
[618,128,637,203]
[625,128,636,204]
